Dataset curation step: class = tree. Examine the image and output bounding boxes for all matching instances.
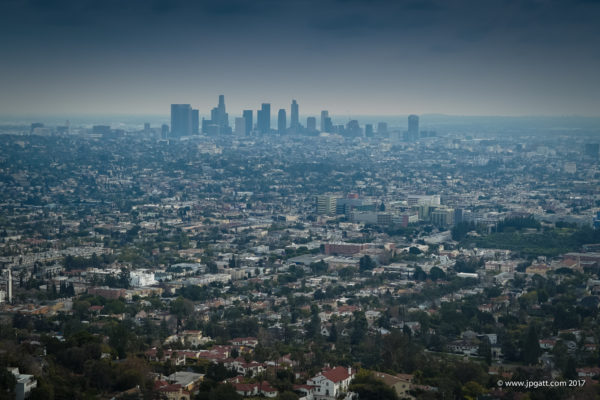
[328,324,338,343]
[306,313,320,339]
[564,357,578,380]
[522,325,541,365]
[338,267,356,280]
[429,266,446,281]
[478,337,492,365]
[276,391,299,400]
[310,260,328,275]
[171,297,194,320]
[451,222,476,241]
[413,266,427,281]
[348,370,398,400]
[552,340,569,372]
[207,261,218,274]
[28,379,54,400]
[408,246,421,255]
[118,267,130,289]
[0,368,16,398]
[351,311,368,345]
[359,255,376,272]
[461,381,486,400]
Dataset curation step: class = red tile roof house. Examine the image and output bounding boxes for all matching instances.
[153,381,191,400]
[307,366,355,400]
[234,381,278,398]
[224,359,266,377]
[577,367,600,378]
[293,383,318,397]
[229,337,259,348]
[145,348,186,366]
[539,339,556,350]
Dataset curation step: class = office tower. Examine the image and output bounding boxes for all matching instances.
[143,122,150,134]
[210,108,219,124]
[290,99,299,131]
[365,124,373,137]
[278,109,287,134]
[320,110,329,132]
[217,94,229,132]
[377,122,388,136]
[204,95,230,135]
[346,120,361,137]
[171,104,192,137]
[408,114,419,142]
[323,117,333,133]
[257,103,271,134]
[205,125,220,136]
[191,109,199,134]
[257,110,264,133]
[307,117,317,131]
[234,117,246,136]
[243,110,253,135]
[431,208,455,227]
[263,103,271,133]
[316,195,337,215]
[161,124,169,139]
[257,110,263,132]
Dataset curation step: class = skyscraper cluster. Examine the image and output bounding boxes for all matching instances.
[257,103,271,134]
[169,96,422,140]
[202,95,230,135]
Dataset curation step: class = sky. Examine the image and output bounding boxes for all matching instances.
[1,0,600,117]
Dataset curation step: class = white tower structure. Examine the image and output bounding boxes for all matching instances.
[7,269,12,303]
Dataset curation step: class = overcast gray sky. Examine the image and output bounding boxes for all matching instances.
[1,0,599,116]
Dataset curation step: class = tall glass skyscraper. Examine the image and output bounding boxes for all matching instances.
[243,110,253,135]
[408,114,419,142]
[278,109,287,134]
[257,103,271,134]
[170,104,192,137]
[320,110,329,132]
[290,100,299,131]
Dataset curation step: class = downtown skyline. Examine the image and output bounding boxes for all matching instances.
[1,0,600,117]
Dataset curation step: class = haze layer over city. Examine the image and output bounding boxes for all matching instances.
[1,1,600,400]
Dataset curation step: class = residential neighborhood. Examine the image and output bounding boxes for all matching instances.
[0,121,599,400]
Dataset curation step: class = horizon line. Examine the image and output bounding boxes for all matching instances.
[2,112,600,120]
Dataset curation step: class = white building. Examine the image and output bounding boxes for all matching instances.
[7,368,37,400]
[129,270,156,287]
[307,366,355,399]
[407,195,440,206]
